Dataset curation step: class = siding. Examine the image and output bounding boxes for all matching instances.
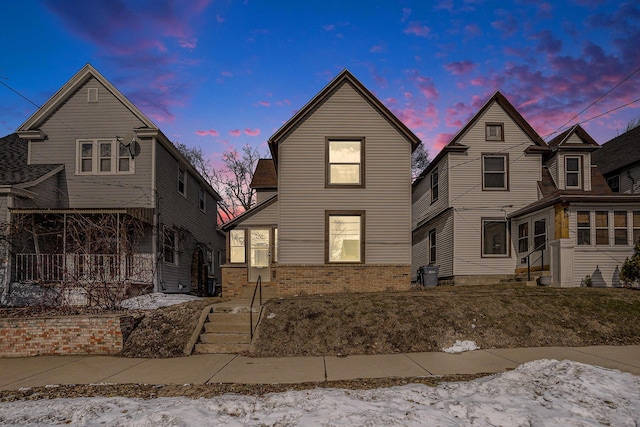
[412,209,454,279]
[513,208,554,271]
[15,174,61,209]
[238,199,279,226]
[278,82,412,265]
[547,157,558,189]
[412,156,449,229]
[256,190,276,204]
[617,164,640,193]
[31,77,154,209]
[557,153,591,191]
[447,102,543,276]
[155,142,220,292]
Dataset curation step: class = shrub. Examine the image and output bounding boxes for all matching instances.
[620,241,640,287]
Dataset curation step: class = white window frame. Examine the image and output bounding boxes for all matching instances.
[230,229,246,263]
[518,222,529,254]
[76,139,134,175]
[163,226,178,266]
[565,156,582,189]
[534,219,546,251]
[178,167,187,197]
[577,210,591,245]
[482,219,509,257]
[482,154,508,190]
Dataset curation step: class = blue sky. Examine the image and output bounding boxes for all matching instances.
[1,0,639,168]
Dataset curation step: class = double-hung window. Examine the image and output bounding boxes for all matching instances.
[614,211,628,245]
[565,156,581,188]
[178,167,187,197]
[77,139,134,175]
[518,223,529,253]
[577,211,591,245]
[482,154,508,190]
[431,169,439,203]
[163,227,178,265]
[534,219,546,251]
[595,211,609,245]
[230,229,246,263]
[327,138,364,187]
[326,211,365,263]
[482,219,509,257]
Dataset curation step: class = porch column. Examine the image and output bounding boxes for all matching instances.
[550,238,574,287]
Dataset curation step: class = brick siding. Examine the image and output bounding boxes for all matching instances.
[0,314,135,357]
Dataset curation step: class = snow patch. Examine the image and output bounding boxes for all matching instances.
[442,340,479,353]
[120,293,201,310]
[267,313,276,319]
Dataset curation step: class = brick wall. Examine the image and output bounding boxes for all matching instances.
[222,264,411,297]
[0,314,135,358]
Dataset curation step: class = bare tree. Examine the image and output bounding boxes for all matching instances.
[411,143,430,181]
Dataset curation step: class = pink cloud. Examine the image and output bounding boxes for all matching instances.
[395,103,439,131]
[221,71,233,77]
[323,24,335,31]
[244,128,261,136]
[444,60,477,75]
[385,97,399,105]
[406,70,440,100]
[464,24,481,37]
[491,15,519,37]
[229,129,241,137]
[369,44,385,53]
[195,129,220,137]
[275,99,291,106]
[259,101,270,107]
[401,7,411,22]
[432,133,454,152]
[404,22,431,37]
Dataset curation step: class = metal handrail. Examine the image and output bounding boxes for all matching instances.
[249,275,262,341]
[523,241,547,281]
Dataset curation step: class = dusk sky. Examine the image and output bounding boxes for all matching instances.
[1,0,639,168]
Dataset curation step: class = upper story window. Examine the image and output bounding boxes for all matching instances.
[485,123,504,141]
[77,139,134,175]
[431,169,439,203]
[178,167,187,197]
[607,175,620,193]
[199,188,206,212]
[565,156,581,188]
[482,154,508,190]
[326,138,364,187]
[326,211,365,263]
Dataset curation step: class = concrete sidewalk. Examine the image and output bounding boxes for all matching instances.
[1,345,639,390]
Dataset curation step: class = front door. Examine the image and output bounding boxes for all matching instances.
[248,228,270,282]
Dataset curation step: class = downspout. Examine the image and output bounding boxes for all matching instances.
[151,135,159,292]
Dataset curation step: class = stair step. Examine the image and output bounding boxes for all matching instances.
[195,342,250,354]
[205,322,251,333]
[200,332,250,344]
[208,312,251,323]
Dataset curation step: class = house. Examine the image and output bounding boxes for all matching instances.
[412,91,640,288]
[0,64,223,305]
[592,125,640,193]
[221,70,421,297]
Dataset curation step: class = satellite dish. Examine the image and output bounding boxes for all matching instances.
[117,133,141,159]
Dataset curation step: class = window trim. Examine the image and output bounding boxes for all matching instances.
[577,210,591,245]
[198,187,206,212]
[428,229,436,264]
[518,222,529,254]
[565,155,582,189]
[325,210,365,264]
[534,218,546,251]
[481,218,510,258]
[634,211,640,245]
[325,137,365,188]
[482,153,509,191]
[76,139,135,175]
[595,211,609,246]
[430,169,439,203]
[485,122,504,141]
[178,167,187,197]
[614,211,628,245]
[229,229,246,264]
[162,226,178,266]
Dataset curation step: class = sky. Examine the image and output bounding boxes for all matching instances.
[1,0,639,169]
[1,359,639,424]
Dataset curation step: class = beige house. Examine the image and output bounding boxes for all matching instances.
[413,91,640,287]
[222,70,421,297]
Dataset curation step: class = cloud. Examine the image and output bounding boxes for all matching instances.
[405,70,440,100]
[444,60,477,75]
[323,24,335,31]
[385,97,399,106]
[369,43,385,53]
[220,71,233,77]
[216,14,224,23]
[195,129,219,137]
[394,103,439,131]
[434,0,453,12]
[432,133,454,152]
[491,14,519,37]
[229,129,241,137]
[244,128,260,136]
[464,24,481,37]
[259,101,270,107]
[404,22,431,37]
[401,7,411,22]
[532,29,562,55]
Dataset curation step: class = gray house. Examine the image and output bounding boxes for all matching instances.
[592,126,640,193]
[412,92,640,287]
[221,70,421,297]
[1,64,222,304]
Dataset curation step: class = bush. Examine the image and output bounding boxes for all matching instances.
[620,241,640,287]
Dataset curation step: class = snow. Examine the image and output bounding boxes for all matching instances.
[120,293,201,310]
[2,360,639,426]
[442,340,479,353]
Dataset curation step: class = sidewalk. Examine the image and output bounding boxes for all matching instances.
[1,345,639,390]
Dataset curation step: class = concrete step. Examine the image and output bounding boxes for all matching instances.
[200,332,250,344]
[208,312,251,323]
[204,322,251,333]
[194,342,250,354]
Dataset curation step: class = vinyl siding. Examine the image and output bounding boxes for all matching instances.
[256,190,277,204]
[15,174,61,209]
[0,196,7,221]
[412,209,454,280]
[557,153,591,191]
[513,208,554,271]
[238,199,279,226]
[447,102,543,276]
[278,82,412,265]
[155,142,219,292]
[412,156,449,229]
[31,77,153,209]
[616,164,640,193]
[547,157,558,189]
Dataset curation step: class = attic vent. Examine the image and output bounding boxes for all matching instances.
[87,88,98,103]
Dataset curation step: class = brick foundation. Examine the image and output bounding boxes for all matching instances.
[0,314,135,358]
[222,264,411,297]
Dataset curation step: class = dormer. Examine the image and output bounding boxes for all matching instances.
[250,158,277,203]
[547,125,600,191]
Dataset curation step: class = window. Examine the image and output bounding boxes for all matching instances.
[230,229,246,263]
[250,229,270,267]
[534,219,546,250]
[178,167,187,196]
[607,176,620,193]
[428,229,436,264]
[577,211,591,245]
[163,227,178,265]
[206,249,214,274]
[565,156,581,188]
[595,211,609,245]
[485,123,504,141]
[326,212,364,263]
[634,211,640,244]
[76,139,133,175]
[482,219,508,257]
[199,188,206,212]
[614,211,628,245]
[327,139,364,186]
[431,169,439,203]
[87,87,98,103]
[482,154,508,190]
[274,228,278,263]
[518,223,529,253]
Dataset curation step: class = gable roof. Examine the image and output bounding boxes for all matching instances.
[221,193,278,231]
[0,133,63,186]
[268,69,421,166]
[415,91,548,184]
[592,126,640,175]
[548,124,599,149]
[250,158,277,189]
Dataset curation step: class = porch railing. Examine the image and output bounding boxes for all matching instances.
[14,253,154,284]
